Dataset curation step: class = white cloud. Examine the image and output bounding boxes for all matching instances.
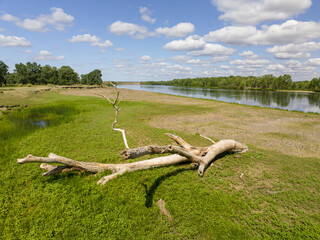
[212,0,312,25]
[115,48,124,52]
[168,55,209,65]
[205,20,320,46]
[163,35,205,51]
[0,13,19,22]
[167,64,192,71]
[0,27,5,32]
[272,52,311,59]
[109,21,154,39]
[0,7,74,32]
[69,34,113,49]
[266,64,287,71]
[91,40,113,48]
[25,50,32,54]
[69,34,100,43]
[266,42,320,59]
[219,65,231,70]
[16,19,47,32]
[139,7,156,24]
[230,58,270,68]
[211,56,230,62]
[305,58,320,66]
[0,34,31,47]
[34,50,65,61]
[169,55,190,62]
[140,55,151,62]
[189,43,236,56]
[156,22,195,38]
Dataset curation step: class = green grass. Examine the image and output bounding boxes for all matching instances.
[0,88,319,239]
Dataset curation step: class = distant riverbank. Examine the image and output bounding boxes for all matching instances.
[118,84,320,114]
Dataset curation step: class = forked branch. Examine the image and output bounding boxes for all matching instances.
[95,82,129,149]
[17,134,248,185]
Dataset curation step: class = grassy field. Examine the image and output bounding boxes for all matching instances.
[0,86,319,239]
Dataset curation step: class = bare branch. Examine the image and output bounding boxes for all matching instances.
[239,173,244,182]
[95,83,129,149]
[18,135,248,184]
[200,134,215,144]
[165,133,192,150]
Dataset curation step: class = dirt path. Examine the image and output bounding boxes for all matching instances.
[62,87,320,159]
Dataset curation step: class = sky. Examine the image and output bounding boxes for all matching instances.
[1,0,320,82]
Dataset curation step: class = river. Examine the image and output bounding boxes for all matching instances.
[117,84,320,114]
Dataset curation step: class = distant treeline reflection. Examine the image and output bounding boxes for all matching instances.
[143,75,320,92]
[139,85,320,111]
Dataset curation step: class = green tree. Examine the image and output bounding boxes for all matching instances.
[13,62,42,85]
[81,74,88,85]
[82,69,102,85]
[309,77,320,91]
[4,73,17,84]
[0,61,9,86]
[57,66,79,85]
[40,65,58,84]
[26,62,42,85]
[14,63,28,84]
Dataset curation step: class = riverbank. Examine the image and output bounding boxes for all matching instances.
[141,83,318,93]
[1,86,319,239]
[61,86,320,159]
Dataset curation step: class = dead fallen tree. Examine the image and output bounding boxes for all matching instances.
[17,84,248,185]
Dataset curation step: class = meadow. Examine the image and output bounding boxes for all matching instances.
[0,86,319,239]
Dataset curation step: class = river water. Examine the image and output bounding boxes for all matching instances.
[117,84,320,114]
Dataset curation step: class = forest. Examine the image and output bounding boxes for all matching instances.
[143,74,320,92]
[0,60,102,86]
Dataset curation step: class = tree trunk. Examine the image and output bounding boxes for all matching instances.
[18,135,248,185]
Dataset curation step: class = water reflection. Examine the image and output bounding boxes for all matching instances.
[118,85,320,114]
[32,120,48,128]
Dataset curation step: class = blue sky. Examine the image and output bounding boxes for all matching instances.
[1,0,320,81]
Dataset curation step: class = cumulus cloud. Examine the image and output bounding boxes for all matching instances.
[156,22,195,38]
[0,7,74,32]
[189,43,236,56]
[0,34,32,47]
[34,50,65,61]
[305,58,320,66]
[211,56,230,62]
[230,58,270,68]
[266,42,320,59]
[139,7,156,24]
[109,21,154,39]
[169,55,208,65]
[266,64,287,71]
[212,0,312,25]
[205,20,320,46]
[140,55,151,62]
[69,34,113,49]
[0,13,19,22]
[69,34,100,43]
[163,35,205,51]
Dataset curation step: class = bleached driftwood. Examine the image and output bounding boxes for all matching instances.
[18,134,247,185]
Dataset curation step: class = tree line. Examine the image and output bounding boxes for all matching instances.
[0,60,103,86]
[143,74,320,92]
